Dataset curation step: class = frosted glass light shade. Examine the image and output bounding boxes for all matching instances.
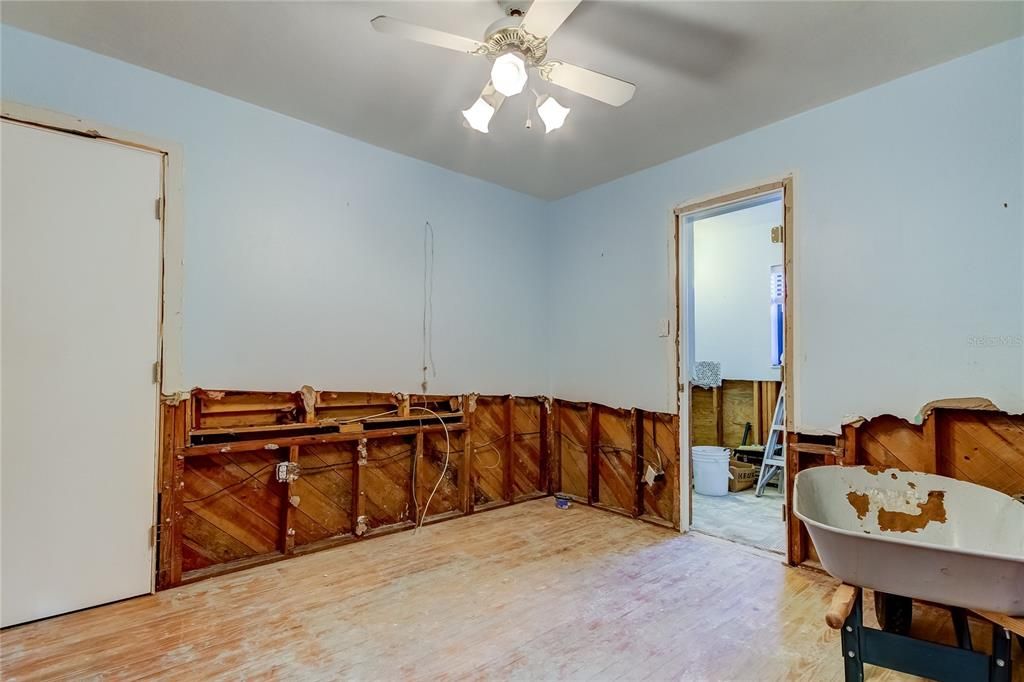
[462,97,495,133]
[537,96,570,133]
[491,52,528,97]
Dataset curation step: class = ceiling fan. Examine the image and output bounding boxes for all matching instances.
[370,0,636,134]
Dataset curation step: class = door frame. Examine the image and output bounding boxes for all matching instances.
[672,177,794,561]
[1,100,184,591]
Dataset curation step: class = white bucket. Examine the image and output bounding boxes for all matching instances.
[692,446,732,496]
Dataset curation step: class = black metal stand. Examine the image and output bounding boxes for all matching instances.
[841,591,1013,682]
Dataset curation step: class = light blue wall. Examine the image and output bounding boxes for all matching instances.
[4,25,1021,431]
[547,37,1024,432]
[1,25,549,397]
[692,200,784,383]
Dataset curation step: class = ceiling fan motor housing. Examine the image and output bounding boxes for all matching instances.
[369,1,636,112]
[479,21,548,65]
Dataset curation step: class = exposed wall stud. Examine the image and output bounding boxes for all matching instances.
[504,396,515,503]
[587,404,600,504]
[279,445,300,554]
[632,409,645,518]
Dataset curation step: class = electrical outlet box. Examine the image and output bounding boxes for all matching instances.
[275,461,300,483]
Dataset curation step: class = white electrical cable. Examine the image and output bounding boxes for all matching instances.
[410,406,449,531]
[475,444,502,470]
[651,444,666,471]
[322,404,450,531]
[421,222,436,393]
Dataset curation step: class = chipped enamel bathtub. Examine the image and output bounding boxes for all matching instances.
[793,466,1024,616]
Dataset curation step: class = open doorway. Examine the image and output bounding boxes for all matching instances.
[676,182,791,555]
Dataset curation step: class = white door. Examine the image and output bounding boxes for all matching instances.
[1,120,162,627]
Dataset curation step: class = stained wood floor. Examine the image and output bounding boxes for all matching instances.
[2,499,1019,680]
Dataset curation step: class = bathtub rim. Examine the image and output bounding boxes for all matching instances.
[793,465,1024,565]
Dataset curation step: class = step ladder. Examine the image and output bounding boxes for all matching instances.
[755,386,785,497]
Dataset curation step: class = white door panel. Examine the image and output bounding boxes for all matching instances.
[1,120,161,627]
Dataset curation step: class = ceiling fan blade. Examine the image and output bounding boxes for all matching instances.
[520,0,582,39]
[538,61,636,106]
[370,16,484,54]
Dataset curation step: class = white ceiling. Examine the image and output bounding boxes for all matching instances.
[3,1,1022,199]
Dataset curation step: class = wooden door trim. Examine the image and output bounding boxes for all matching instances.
[673,177,795,560]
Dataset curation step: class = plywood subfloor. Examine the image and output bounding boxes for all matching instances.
[2,499,1019,680]
[691,485,787,553]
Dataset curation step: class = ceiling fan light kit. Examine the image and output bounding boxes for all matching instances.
[491,51,529,97]
[370,0,635,136]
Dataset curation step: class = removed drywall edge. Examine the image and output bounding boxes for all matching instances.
[833,396,1021,435]
[913,397,1001,422]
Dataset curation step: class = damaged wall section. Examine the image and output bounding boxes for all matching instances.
[553,400,680,529]
[159,388,554,588]
[787,407,1024,565]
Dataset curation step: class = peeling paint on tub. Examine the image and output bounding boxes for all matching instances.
[847,491,870,519]
[877,490,947,533]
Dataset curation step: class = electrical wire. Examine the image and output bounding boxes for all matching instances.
[559,432,660,467]
[646,441,666,471]
[466,431,542,451]
[597,444,633,455]
[474,444,503,470]
[182,417,538,509]
[464,431,543,470]
[557,432,630,456]
[411,406,448,531]
[558,433,589,452]
[410,436,419,527]
[183,444,416,501]
[300,447,414,474]
[421,221,435,392]
[182,461,279,503]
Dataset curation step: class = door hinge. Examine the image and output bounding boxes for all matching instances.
[155,197,163,221]
[149,524,157,547]
[152,360,161,384]
[770,225,784,243]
